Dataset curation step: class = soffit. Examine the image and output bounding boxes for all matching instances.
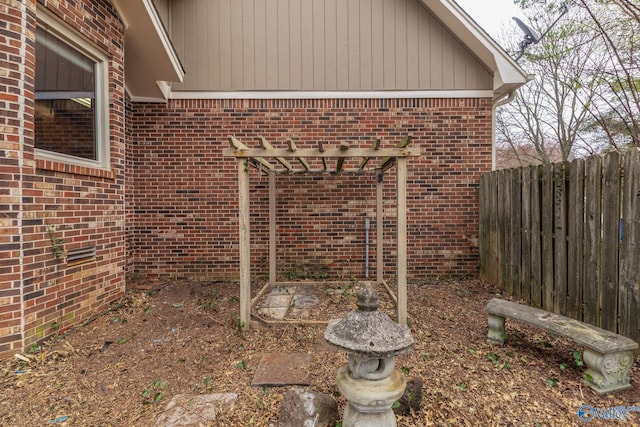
[109,0,184,102]
[420,0,530,99]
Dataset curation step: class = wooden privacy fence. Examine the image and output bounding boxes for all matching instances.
[479,149,640,342]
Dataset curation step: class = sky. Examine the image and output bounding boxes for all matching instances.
[455,0,527,39]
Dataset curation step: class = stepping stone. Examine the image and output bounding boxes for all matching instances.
[155,393,237,426]
[261,293,293,308]
[291,286,321,308]
[256,292,294,320]
[251,353,312,387]
[256,306,289,319]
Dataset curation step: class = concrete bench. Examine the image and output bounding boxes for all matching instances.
[485,298,638,394]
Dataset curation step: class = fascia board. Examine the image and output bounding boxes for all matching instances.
[420,0,529,96]
[109,0,184,102]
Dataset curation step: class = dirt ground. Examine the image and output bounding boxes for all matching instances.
[1,278,638,426]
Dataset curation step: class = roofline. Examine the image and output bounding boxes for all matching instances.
[110,0,184,102]
[420,0,529,99]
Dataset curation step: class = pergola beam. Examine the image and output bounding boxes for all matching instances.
[287,139,310,170]
[360,138,381,170]
[379,134,412,171]
[260,137,293,171]
[223,147,419,159]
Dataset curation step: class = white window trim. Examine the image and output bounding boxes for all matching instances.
[35,7,110,171]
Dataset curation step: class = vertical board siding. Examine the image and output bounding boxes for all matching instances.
[479,150,640,342]
[168,0,493,91]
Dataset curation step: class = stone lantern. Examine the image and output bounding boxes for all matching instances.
[324,282,414,427]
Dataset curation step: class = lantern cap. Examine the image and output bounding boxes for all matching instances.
[324,282,414,358]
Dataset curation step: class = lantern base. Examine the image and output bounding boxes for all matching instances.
[336,365,406,427]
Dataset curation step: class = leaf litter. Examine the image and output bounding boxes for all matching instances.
[0,278,638,426]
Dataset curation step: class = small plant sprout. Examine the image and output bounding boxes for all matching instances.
[142,380,167,405]
[487,352,500,364]
[573,350,584,367]
[47,224,64,259]
[231,312,245,330]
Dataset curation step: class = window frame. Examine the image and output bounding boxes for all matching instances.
[35,8,110,171]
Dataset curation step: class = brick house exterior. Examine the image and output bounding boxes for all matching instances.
[0,0,527,358]
[131,98,492,279]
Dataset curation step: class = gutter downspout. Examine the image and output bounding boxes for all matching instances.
[365,218,370,279]
[491,91,517,170]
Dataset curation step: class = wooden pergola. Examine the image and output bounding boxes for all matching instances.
[223,135,421,329]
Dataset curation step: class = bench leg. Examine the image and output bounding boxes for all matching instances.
[583,349,634,394]
[487,314,506,345]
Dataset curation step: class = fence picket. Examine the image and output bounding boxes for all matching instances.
[553,162,568,314]
[619,150,640,341]
[567,158,584,320]
[479,173,490,281]
[601,152,621,332]
[511,169,522,299]
[541,163,554,311]
[499,170,512,294]
[583,156,602,327]
[530,165,542,307]
[488,172,499,284]
[521,166,532,304]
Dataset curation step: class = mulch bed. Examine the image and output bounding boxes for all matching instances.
[1,278,638,426]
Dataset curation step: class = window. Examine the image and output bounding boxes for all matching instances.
[35,9,109,169]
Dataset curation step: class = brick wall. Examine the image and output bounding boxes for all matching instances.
[0,0,36,359]
[0,0,126,358]
[130,98,492,281]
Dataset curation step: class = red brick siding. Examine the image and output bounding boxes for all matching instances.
[130,98,492,280]
[0,0,126,358]
[125,98,136,275]
[0,0,36,359]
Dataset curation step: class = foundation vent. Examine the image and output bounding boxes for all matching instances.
[67,246,96,264]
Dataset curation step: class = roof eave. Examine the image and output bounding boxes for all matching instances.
[110,0,184,102]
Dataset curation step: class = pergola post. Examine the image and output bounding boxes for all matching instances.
[269,171,276,286]
[396,157,408,325]
[238,159,251,329]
